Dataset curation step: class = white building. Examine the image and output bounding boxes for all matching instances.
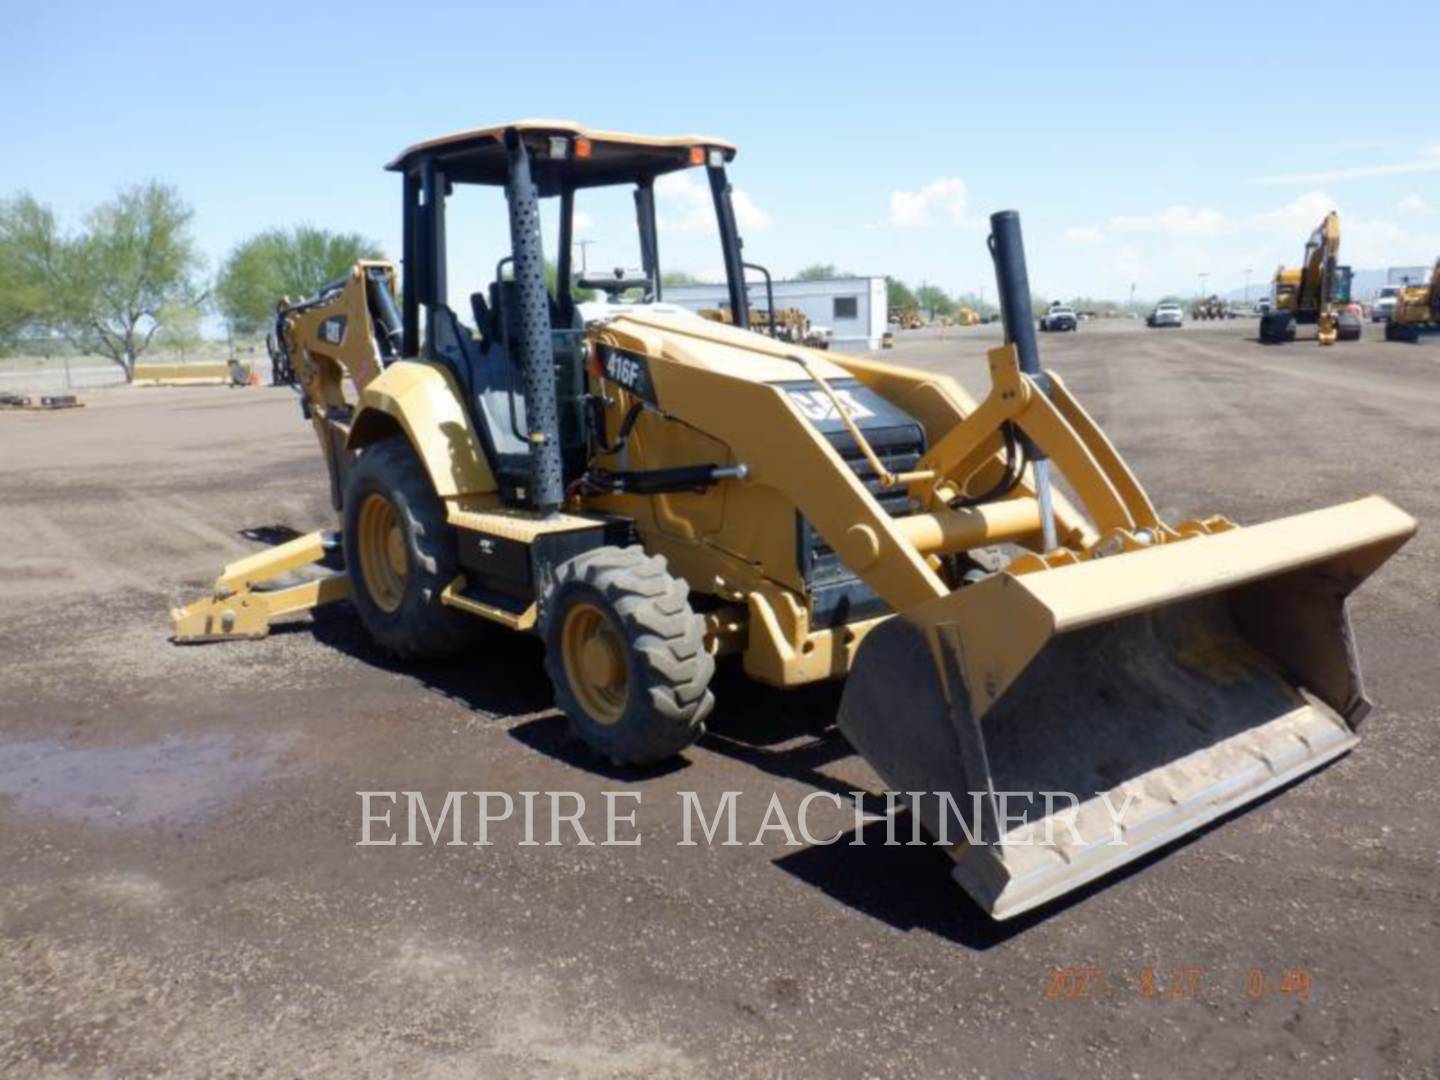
[662,276,887,350]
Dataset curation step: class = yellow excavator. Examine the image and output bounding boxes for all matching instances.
[1384,258,1440,342]
[174,122,1415,920]
[1260,210,1361,345]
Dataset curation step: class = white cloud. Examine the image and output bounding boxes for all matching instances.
[1250,149,1440,185]
[1398,193,1434,215]
[1251,191,1337,230]
[888,177,969,228]
[731,189,772,232]
[655,171,771,234]
[1248,192,1440,268]
[572,210,595,232]
[1064,226,1103,242]
[1109,206,1225,237]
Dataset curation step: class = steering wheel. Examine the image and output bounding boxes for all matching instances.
[578,267,653,301]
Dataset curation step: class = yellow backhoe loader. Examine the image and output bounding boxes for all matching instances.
[1260,210,1361,345]
[174,122,1415,920]
[1384,258,1440,342]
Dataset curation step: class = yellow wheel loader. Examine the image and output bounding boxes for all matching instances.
[174,122,1415,920]
[1260,210,1362,345]
[1384,258,1440,342]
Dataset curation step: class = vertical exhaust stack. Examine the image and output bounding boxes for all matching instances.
[989,210,1056,551]
[504,130,564,514]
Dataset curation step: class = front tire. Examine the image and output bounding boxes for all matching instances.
[342,437,470,659]
[543,546,714,765]
[1259,311,1294,344]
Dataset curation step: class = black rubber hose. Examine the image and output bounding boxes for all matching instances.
[951,422,1026,509]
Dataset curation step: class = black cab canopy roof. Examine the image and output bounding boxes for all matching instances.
[385,119,737,194]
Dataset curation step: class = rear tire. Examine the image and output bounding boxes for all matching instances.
[542,546,714,765]
[342,437,470,659]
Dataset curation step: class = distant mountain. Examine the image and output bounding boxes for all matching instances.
[1217,268,1419,303]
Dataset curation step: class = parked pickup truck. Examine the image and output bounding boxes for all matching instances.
[1038,302,1078,332]
[1147,301,1184,328]
[1371,286,1400,323]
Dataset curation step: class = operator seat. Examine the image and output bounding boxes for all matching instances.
[431,281,583,499]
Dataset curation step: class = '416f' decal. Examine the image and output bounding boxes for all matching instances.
[598,347,656,403]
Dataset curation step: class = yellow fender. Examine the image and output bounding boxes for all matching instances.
[346,360,497,497]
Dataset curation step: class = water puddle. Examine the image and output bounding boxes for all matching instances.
[0,734,271,826]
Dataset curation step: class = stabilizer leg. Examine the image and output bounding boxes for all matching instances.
[171,530,349,642]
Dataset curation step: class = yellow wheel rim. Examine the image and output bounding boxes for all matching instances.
[357,492,408,614]
[560,601,629,726]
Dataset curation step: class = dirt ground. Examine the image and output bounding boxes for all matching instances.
[2,318,1437,1078]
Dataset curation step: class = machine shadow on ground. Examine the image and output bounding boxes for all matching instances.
[774,759,1343,949]
[281,545,1347,951]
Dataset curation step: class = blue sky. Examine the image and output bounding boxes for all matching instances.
[4,1,1438,303]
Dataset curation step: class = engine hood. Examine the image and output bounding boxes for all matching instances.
[593,309,856,385]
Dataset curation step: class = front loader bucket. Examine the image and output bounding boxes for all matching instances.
[838,496,1415,920]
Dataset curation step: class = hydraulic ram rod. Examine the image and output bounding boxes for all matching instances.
[989,210,1058,552]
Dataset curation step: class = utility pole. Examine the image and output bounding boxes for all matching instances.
[1198,272,1209,299]
[574,239,595,275]
[1129,283,1136,311]
[1243,268,1252,303]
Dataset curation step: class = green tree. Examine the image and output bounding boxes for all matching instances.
[795,263,848,281]
[0,196,55,352]
[952,291,995,317]
[156,302,205,362]
[215,225,382,336]
[661,269,702,287]
[886,276,917,314]
[916,284,954,319]
[4,183,205,380]
[0,203,42,351]
[0,264,28,353]
[1069,296,1120,316]
[541,260,596,302]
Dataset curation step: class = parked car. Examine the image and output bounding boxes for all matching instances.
[1147,302,1184,328]
[1371,286,1401,323]
[1039,302,1078,332]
